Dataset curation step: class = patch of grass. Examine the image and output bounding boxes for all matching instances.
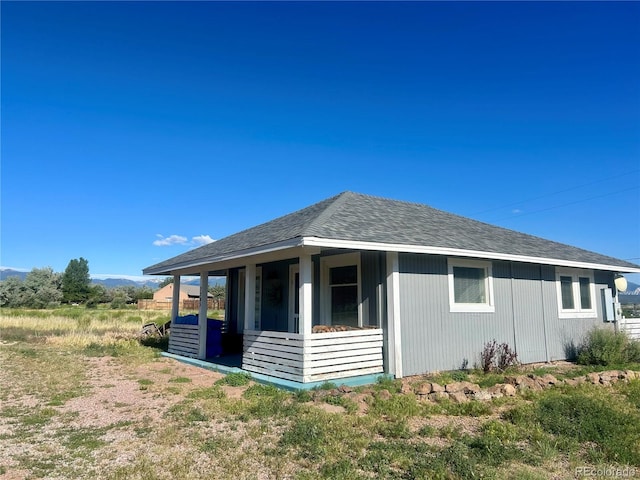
[368,392,421,419]
[22,407,57,426]
[138,378,154,386]
[506,385,640,465]
[168,376,192,383]
[376,418,411,439]
[215,371,252,386]
[373,375,402,393]
[187,386,226,400]
[440,399,493,417]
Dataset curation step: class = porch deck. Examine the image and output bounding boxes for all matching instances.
[161,351,385,391]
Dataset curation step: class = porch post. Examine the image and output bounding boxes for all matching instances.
[244,263,256,331]
[198,272,209,360]
[386,252,403,378]
[171,275,181,322]
[299,253,313,336]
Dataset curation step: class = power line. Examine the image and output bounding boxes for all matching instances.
[472,169,640,216]
[491,185,640,222]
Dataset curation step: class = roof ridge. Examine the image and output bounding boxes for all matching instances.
[303,191,354,236]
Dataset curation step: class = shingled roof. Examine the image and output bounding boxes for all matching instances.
[143,191,640,275]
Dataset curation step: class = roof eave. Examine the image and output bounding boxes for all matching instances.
[301,237,640,273]
[143,237,305,276]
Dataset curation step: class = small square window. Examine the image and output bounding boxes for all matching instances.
[448,259,494,313]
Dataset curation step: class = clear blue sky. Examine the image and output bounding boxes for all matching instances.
[2,1,639,283]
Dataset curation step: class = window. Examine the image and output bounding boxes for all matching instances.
[320,253,361,327]
[556,269,596,318]
[448,258,495,312]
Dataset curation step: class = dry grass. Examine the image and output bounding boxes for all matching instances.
[1,308,639,480]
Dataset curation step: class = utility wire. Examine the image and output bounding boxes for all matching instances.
[491,185,640,222]
[472,169,640,216]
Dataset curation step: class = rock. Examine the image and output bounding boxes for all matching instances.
[377,389,392,401]
[428,391,449,401]
[430,382,445,393]
[448,391,469,403]
[400,383,414,395]
[624,370,637,380]
[517,377,542,391]
[564,378,578,387]
[445,381,480,394]
[586,372,600,384]
[539,374,559,385]
[415,383,432,395]
[338,385,353,394]
[501,384,517,397]
[472,390,492,401]
[487,384,504,397]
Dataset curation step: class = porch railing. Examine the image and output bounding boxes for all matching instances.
[243,328,384,383]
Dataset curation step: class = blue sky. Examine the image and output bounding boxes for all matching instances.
[2,2,639,283]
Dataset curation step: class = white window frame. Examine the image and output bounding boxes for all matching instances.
[447,258,495,313]
[320,252,362,326]
[556,268,596,319]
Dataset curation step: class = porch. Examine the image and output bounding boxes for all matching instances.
[166,321,384,384]
[162,248,398,384]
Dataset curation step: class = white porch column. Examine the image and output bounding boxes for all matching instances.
[171,275,181,322]
[386,252,403,378]
[244,264,256,331]
[198,272,209,360]
[299,253,313,336]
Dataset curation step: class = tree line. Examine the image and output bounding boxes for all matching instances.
[0,258,154,309]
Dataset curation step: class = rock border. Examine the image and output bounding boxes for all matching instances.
[311,370,639,406]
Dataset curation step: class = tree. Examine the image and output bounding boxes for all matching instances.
[0,267,62,308]
[0,276,26,308]
[158,277,174,288]
[23,267,62,308]
[62,257,91,303]
[209,284,226,301]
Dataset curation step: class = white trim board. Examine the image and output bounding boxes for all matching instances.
[301,237,640,273]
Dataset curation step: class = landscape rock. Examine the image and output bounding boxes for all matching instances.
[428,391,449,401]
[501,384,517,397]
[586,372,600,384]
[445,381,480,394]
[430,383,445,393]
[472,390,492,401]
[400,383,414,395]
[415,383,432,395]
[377,389,392,401]
[538,374,559,385]
[448,391,469,403]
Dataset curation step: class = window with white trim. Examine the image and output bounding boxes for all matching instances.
[320,253,361,327]
[448,258,495,312]
[556,268,596,318]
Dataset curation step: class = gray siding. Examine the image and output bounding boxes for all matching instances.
[397,253,613,376]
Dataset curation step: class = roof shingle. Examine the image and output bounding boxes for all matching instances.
[144,191,639,274]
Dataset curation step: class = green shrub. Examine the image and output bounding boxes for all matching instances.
[576,328,640,366]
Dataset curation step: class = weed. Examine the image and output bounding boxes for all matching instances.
[187,386,226,400]
[368,392,421,419]
[377,418,411,439]
[373,375,402,393]
[441,399,492,417]
[480,339,519,373]
[215,371,252,386]
[169,376,192,383]
[577,328,640,365]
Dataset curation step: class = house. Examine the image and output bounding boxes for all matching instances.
[153,283,212,303]
[143,192,640,385]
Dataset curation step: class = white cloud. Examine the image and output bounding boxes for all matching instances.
[152,234,215,247]
[511,209,523,214]
[153,234,188,246]
[192,235,215,246]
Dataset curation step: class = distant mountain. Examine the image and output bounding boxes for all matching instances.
[90,278,163,289]
[0,268,27,281]
[0,268,224,289]
[90,276,226,289]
